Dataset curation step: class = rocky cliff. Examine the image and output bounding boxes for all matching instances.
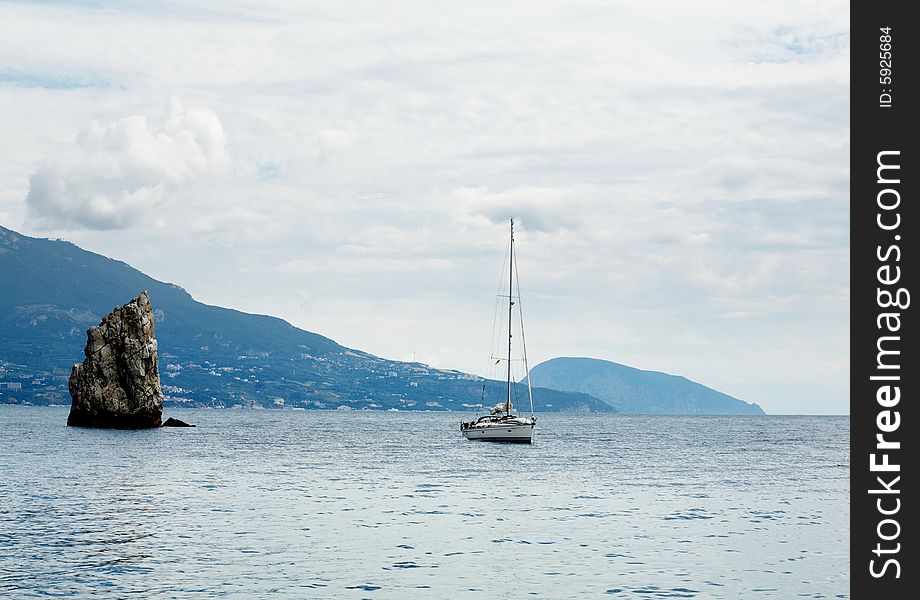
[67,291,164,428]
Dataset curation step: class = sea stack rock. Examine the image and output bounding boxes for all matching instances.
[67,291,164,428]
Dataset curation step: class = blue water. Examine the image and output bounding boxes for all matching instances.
[0,407,848,598]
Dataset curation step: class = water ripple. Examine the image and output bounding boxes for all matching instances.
[0,408,849,598]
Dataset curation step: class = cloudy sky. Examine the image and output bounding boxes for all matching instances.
[1,0,849,414]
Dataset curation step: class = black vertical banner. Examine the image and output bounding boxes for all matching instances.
[851,1,916,597]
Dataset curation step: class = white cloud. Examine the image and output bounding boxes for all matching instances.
[314,124,355,165]
[25,104,229,230]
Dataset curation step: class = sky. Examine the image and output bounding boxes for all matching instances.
[0,0,850,414]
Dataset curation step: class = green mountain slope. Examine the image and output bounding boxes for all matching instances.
[0,225,611,413]
[528,357,764,415]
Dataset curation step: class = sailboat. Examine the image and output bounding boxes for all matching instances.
[460,218,536,444]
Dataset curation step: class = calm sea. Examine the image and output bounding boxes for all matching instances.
[0,407,848,598]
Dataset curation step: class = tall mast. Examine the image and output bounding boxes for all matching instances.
[507,217,514,415]
[513,242,535,419]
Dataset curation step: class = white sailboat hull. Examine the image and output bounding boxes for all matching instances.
[461,422,534,443]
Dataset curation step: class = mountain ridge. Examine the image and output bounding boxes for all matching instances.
[528,356,765,415]
[0,225,611,413]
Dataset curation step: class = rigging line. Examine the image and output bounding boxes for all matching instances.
[483,243,510,393]
[487,293,502,382]
[513,241,535,418]
[506,218,514,416]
